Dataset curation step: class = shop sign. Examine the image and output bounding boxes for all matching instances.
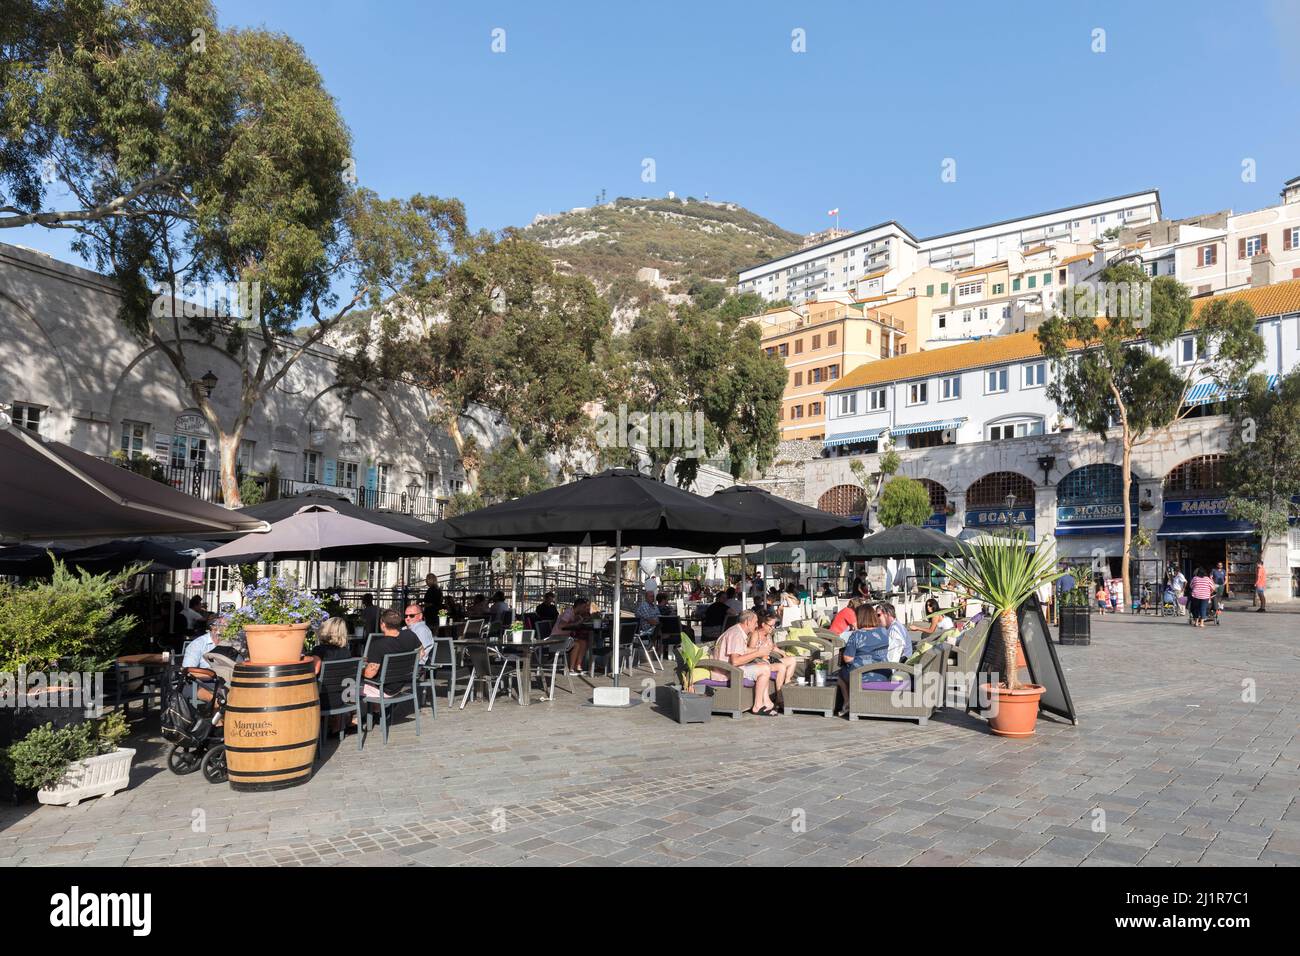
[1163,497,1227,517]
[923,512,947,530]
[1057,502,1124,523]
[174,413,208,435]
[965,508,1033,527]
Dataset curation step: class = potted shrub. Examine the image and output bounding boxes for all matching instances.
[3,712,133,807]
[224,576,327,664]
[663,633,712,724]
[1058,581,1091,645]
[937,532,1063,737]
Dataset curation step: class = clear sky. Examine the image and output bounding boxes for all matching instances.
[10,0,1300,264]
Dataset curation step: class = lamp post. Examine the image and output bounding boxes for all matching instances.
[1004,493,1017,526]
[195,370,218,398]
[406,478,422,514]
[1036,454,1056,486]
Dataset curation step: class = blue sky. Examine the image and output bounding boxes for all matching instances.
[11,0,1300,264]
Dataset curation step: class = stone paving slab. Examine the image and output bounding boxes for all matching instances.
[1,610,1295,866]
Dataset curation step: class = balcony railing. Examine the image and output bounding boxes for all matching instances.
[100,458,445,521]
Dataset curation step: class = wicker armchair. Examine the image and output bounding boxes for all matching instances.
[946,617,994,711]
[844,646,945,725]
[693,658,755,718]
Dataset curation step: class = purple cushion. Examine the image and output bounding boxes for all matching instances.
[694,679,729,688]
[861,679,908,691]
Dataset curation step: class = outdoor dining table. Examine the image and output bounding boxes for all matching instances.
[452,636,548,706]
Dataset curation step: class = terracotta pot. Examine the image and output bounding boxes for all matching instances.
[983,683,1045,738]
[243,623,310,664]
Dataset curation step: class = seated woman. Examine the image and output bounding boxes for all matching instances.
[780,584,801,609]
[835,601,909,711]
[829,597,862,636]
[908,598,956,645]
[750,614,798,694]
[312,617,356,732]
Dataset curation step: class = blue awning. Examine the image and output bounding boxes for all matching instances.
[1156,515,1256,540]
[1055,522,1124,536]
[1186,374,1278,405]
[823,426,886,448]
[889,417,965,437]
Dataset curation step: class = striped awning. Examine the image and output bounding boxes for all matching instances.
[823,426,887,448]
[1186,374,1279,405]
[889,417,966,437]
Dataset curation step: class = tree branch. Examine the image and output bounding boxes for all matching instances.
[0,172,179,229]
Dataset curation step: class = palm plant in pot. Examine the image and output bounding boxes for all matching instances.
[667,633,712,723]
[224,576,327,664]
[937,532,1063,737]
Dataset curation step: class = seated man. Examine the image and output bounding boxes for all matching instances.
[404,603,436,653]
[633,588,660,638]
[710,610,778,716]
[488,590,513,627]
[836,601,912,709]
[533,592,560,628]
[465,593,490,619]
[363,609,422,699]
[700,591,731,637]
[181,595,212,634]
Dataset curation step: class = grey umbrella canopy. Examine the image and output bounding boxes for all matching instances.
[0,424,269,540]
[201,507,425,562]
[237,491,539,557]
[854,524,964,558]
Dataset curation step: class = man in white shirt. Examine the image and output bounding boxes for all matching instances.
[403,603,436,651]
[181,596,209,632]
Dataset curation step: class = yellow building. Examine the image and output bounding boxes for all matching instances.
[757,301,908,441]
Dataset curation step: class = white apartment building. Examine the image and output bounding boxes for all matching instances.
[1116,177,1300,296]
[810,281,1300,600]
[737,190,1161,304]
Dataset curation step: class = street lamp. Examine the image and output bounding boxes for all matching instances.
[406,478,422,513]
[1004,493,1017,524]
[1036,454,1056,485]
[196,370,218,398]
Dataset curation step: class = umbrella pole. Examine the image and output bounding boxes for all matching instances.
[510,547,518,625]
[739,539,746,591]
[612,529,622,686]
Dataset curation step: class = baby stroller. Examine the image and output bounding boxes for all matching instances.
[160,647,238,784]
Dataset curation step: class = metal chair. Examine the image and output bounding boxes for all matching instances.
[530,635,576,700]
[459,640,509,710]
[491,629,535,705]
[360,650,420,748]
[318,657,364,750]
[418,637,460,706]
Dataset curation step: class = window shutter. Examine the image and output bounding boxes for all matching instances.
[1238,238,1246,259]
[1260,234,1268,253]
[1285,230,1293,251]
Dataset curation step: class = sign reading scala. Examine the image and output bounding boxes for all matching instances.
[965,508,1033,527]
[49,885,152,936]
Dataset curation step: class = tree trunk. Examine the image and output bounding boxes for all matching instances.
[1120,437,1133,612]
[998,608,1021,691]
[446,415,478,490]
[217,431,242,508]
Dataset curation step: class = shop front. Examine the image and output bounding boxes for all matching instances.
[961,507,1036,545]
[1052,464,1141,577]
[1157,496,1258,594]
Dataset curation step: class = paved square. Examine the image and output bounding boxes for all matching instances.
[2,610,1296,867]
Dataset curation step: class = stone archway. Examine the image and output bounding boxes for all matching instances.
[818,484,866,517]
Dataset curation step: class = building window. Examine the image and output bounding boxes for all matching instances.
[827,329,838,347]
[1240,235,1265,258]
[1023,362,1046,387]
[303,451,321,483]
[1012,278,1021,291]
[1179,336,1204,365]
[986,368,1008,394]
[1163,454,1225,498]
[925,284,934,296]
[238,439,255,474]
[11,402,43,434]
[940,282,949,294]
[794,339,804,354]
[1028,275,1037,289]
[987,418,1044,441]
[375,463,391,494]
[171,434,207,471]
[811,334,821,349]
[957,281,983,298]
[810,401,822,416]
[793,371,803,387]
[897,343,907,355]
[811,368,823,384]
[818,484,866,517]
[778,343,788,357]
[1043,272,1052,285]
[1002,305,1011,319]
[940,376,961,400]
[992,283,1004,295]
[978,307,988,323]
[829,364,840,380]
[962,310,972,323]
[790,404,804,420]
[867,387,887,411]
[837,392,857,416]
[1058,268,1067,284]
[1286,227,1299,251]
[937,313,947,329]
[120,421,148,457]
[907,382,928,405]
[967,471,1036,509]
[338,459,359,489]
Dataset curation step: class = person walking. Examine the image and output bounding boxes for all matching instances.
[1254,563,1267,613]
[1188,568,1215,628]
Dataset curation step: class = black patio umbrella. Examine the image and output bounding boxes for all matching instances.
[58,538,215,575]
[0,425,269,540]
[855,524,964,558]
[0,544,67,576]
[441,469,787,682]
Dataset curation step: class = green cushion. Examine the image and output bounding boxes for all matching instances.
[903,641,934,667]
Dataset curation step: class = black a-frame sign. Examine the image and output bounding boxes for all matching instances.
[975,596,1078,725]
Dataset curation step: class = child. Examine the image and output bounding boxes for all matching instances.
[1096,585,1112,613]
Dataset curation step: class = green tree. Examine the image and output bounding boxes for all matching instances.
[877,476,932,527]
[603,302,785,485]
[3,1,467,505]
[477,443,553,504]
[342,232,609,486]
[1225,369,1300,551]
[1038,264,1264,605]
[849,441,900,524]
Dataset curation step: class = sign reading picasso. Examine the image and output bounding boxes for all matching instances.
[1057,502,1125,523]
[1163,498,1228,518]
[965,508,1033,528]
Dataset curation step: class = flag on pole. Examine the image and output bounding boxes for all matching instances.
[827,208,839,216]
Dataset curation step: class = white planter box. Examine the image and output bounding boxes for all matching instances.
[37,748,135,807]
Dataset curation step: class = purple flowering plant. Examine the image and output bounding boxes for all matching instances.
[223,576,328,635]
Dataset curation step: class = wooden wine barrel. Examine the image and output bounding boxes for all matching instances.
[224,659,319,792]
